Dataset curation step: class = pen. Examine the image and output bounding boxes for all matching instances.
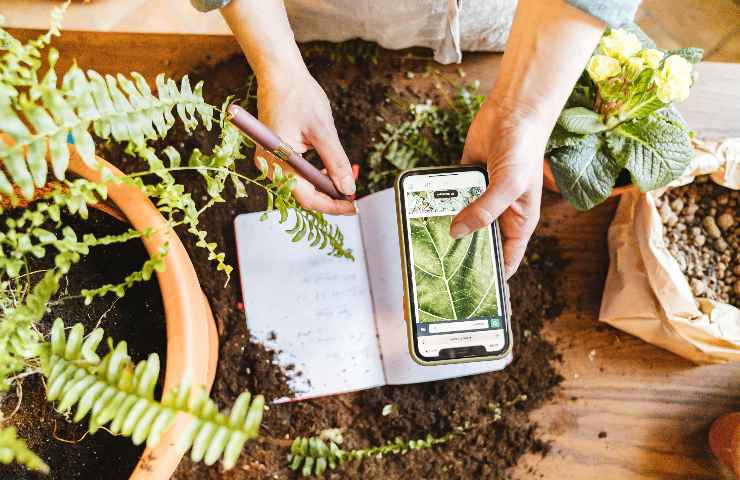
[227,104,351,201]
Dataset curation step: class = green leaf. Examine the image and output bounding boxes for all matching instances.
[607,116,693,192]
[546,123,586,153]
[549,134,623,211]
[410,215,498,321]
[667,47,704,65]
[0,427,49,474]
[557,107,606,134]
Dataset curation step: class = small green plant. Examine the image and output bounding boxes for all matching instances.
[288,431,460,477]
[302,39,380,65]
[289,393,529,477]
[367,82,483,193]
[546,26,702,211]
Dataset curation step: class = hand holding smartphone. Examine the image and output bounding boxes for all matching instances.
[395,166,512,366]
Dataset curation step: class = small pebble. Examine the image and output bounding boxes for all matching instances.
[693,234,706,247]
[717,213,734,230]
[715,238,728,252]
[703,216,721,239]
[670,198,684,212]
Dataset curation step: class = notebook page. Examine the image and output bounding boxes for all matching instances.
[357,188,513,385]
[234,211,385,399]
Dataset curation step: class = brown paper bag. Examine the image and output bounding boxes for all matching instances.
[600,138,740,364]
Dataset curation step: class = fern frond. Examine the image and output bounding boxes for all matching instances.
[0,262,76,391]
[256,158,354,261]
[0,426,49,474]
[80,242,168,304]
[288,431,458,477]
[41,319,265,470]
[1,63,214,200]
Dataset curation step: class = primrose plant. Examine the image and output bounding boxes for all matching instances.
[546,26,702,210]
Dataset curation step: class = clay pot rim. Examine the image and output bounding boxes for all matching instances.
[65,147,219,479]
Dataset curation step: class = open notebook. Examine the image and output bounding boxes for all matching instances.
[235,188,512,400]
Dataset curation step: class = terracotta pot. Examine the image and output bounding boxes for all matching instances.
[67,147,219,479]
[1,133,219,480]
[709,412,740,477]
[543,157,636,198]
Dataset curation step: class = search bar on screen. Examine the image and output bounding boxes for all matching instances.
[428,319,488,334]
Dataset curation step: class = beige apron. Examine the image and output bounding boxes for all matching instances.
[1,0,515,64]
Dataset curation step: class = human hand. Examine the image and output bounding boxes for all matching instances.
[450,101,546,279]
[255,67,356,215]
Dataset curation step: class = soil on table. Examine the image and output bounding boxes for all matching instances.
[2,43,566,480]
[0,210,167,480]
[165,46,566,479]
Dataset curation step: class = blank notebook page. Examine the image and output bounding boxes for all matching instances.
[234,211,384,399]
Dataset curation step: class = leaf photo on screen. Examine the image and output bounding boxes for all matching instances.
[410,215,499,322]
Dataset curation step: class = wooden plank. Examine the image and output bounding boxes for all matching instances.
[677,62,740,139]
[6,29,243,82]
[1,0,231,35]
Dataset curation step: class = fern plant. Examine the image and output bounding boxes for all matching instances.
[0,3,350,475]
[42,318,264,469]
[0,7,515,478]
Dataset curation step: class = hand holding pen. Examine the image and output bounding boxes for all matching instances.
[227,74,357,215]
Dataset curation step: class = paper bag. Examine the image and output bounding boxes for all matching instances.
[600,138,740,364]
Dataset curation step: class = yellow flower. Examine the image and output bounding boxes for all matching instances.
[662,54,693,79]
[655,54,693,102]
[587,55,621,82]
[656,77,691,103]
[640,48,664,69]
[599,29,642,62]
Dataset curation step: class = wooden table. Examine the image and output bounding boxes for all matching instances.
[7,29,740,479]
[512,62,740,480]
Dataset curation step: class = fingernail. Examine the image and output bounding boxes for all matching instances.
[353,201,360,214]
[338,174,356,195]
[450,221,471,239]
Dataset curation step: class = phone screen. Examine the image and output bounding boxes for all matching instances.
[400,167,509,362]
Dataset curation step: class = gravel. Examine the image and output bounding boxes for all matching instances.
[656,176,739,306]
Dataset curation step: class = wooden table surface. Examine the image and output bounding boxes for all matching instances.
[511,61,740,480]
[7,29,740,479]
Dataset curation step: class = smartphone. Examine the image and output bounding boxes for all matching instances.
[395,166,512,366]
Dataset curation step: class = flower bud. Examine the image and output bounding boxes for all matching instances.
[599,29,642,62]
[640,48,664,69]
[587,55,621,82]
